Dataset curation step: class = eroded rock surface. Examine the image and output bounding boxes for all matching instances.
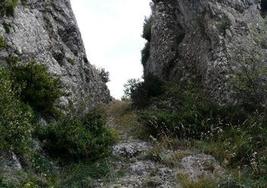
[112,141,152,158]
[96,140,177,188]
[181,154,224,182]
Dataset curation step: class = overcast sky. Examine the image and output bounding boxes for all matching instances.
[70,0,151,99]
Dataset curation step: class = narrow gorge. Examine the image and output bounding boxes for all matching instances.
[0,0,266,187]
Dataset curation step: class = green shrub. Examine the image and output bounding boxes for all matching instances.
[0,35,6,49]
[8,60,63,116]
[0,178,15,188]
[37,108,115,161]
[124,74,164,108]
[0,67,33,155]
[60,160,110,187]
[137,85,213,139]
[137,81,265,139]
[0,0,18,16]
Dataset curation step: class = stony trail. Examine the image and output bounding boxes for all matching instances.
[93,102,224,188]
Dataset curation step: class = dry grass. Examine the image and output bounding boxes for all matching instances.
[176,173,217,188]
[145,136,192,167]
[105,100,142,139]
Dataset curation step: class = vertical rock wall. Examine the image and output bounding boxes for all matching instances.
[145,0,267,104]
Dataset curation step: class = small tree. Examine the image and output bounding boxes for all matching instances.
[123,75,164,108]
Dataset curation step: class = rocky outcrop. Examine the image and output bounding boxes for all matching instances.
[0,0,110,112]
[180,154,224,182]
[144,0,267,104]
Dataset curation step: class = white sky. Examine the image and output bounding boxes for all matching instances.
[70,0,151,99]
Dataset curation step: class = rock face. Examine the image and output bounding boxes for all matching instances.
[145,0,267,104]
[0,0,110,112]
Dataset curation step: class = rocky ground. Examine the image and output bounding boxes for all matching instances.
[93,102,225,188]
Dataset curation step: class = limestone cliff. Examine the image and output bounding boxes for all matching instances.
[144,0,267,104]
[0,0,110,112]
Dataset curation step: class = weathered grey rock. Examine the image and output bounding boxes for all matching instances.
[95,139,178,188]
[145,0,267,105]
[0,0,110,112]
[112,140,152,158]
[181,154,224,182]
[129,160,156,176]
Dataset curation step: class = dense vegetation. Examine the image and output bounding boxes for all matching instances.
[123,74,164,108]
[37,109,114,161]
[121,16,267,186]
[0,58,115,187]
[125,73,267,186]
[0,68,33,156]
[7,57,63,116]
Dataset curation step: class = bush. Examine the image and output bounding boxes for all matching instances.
[0,178,15,188]
[137,84,212,138]
[8,60,63,116]
[0,0,18,16]
[60,160,110,187]
[123,78,142,100]
[37,108,115,161]
[0,68,33,155]
[137,81,266,139]
[124,74,164,108]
